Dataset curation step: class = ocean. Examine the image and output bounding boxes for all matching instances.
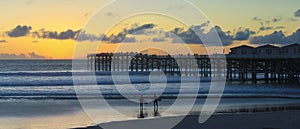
[0,60,300,99]
[1,60,300,129]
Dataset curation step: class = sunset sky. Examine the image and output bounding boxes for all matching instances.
[0,0,299,59]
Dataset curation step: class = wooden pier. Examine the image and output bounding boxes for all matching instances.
[87,52,300,84]
[226,57,300,84]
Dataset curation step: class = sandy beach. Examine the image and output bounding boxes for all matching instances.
[0,97,299,129]
[77,110,300,129]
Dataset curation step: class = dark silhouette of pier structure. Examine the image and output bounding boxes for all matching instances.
[87,52,217,76]
[87,44,300,84]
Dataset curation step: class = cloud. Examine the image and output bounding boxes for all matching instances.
[125,23,155,35]
[105,32,136,43]
[70,23,233,44]
[2,23,236,45]
[250,28,300,44]
[253,17,262,21]
[213,26,233,46]
[87,23,157,43]
[285,29,300,43]
[121,37,136,43]
[7,25,32,37]
[233,28,255,41]
[275,26,285,29]
[77,31,105,41]
[294,9,300,17]
[272,17,282,23]
[257,16,283,24]
[129,28,164,36]
[258,26,285,32]
[77,23,157,43]
[0,53,26,59]
[151,37,166,42]
[0,40,7,43]
[32,27,137,43]
[7,22,295,46]
[0,52,47,59]
[166,22,209,44]
[253,16,285,33]
[168,23,233,46]
[259,26,273,31]
[28,52,46,59]
[168,26,202,44]
[58,29,79,39]
[251,31,285,44]
[32,29,80,40]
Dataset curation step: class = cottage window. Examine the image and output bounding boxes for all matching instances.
[266,49,272,54]
[279,49,283,53]
[257,50,261,54]
[242,49,247,54]
[232,50,236,54]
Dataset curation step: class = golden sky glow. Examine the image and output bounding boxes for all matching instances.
[0,0,299,59]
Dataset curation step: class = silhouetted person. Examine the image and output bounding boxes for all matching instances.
[139,95,145,118]
[153,94,159,115]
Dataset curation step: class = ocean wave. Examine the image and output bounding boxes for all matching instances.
[0,70,300,101]
[0,71,108,76]
[0,83,300,100]
[0,71,208,86]
[0,93,300,100]
[0,71,170,77]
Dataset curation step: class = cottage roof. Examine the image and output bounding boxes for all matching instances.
[231,45,255,50]
[256,44,279,49]
[282,43,300,48]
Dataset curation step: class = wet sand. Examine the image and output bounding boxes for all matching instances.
[78,110,300,129]
[1,98,300,129]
